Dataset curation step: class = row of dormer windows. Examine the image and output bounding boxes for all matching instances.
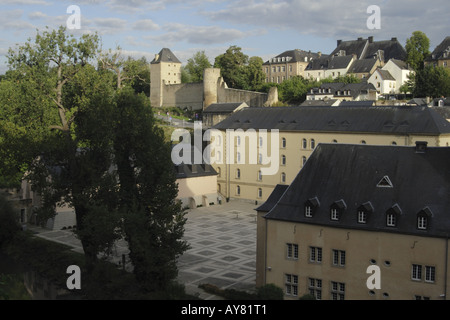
[305,201,432,230]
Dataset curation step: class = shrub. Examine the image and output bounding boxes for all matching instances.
[257,283,284,300]
[0,195,21,246]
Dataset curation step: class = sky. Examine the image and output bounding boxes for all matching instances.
[0,0,449,74]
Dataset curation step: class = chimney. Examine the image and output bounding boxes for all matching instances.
[391,37,397,42]
[337,40,342,46]
[368,36,374,43]
[358,37,363,41]
[415,141,428,153]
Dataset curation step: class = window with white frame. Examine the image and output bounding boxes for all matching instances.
[309,278,322,300]
[305,205,312,218]
[386,212,396,227]
[332,249,346,267]
[417,215,427,230]
[358,210,367,224]
[331,208,339,221]
[285,274,298,296]
[286,243,299,260]
[411,264,422,281]
[310,247,322,263]
[425,266,436,283]
[331,281,345,300]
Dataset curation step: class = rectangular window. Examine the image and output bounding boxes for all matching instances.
[387,213,396,227]
[308,278,322,300]
[331,281,345,300]
[285,274,298,296]
[332,250,345,267]
[412,264,422,281]
[358,211,366,224]
[305,206,312,217]
[331,208,339,221]
[287,243,299,260]
[310,247,322,263]
[425,266,435,283]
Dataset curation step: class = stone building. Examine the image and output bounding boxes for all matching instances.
[425,36,450,69]
[256,143,450,300]
[211,105,450,202]
[150,48,277,110]
[262,49,323,83]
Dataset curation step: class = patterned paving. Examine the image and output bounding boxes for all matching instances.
[28,200,259,300]
[177,201,258,298]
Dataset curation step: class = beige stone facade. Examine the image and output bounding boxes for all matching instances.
[257,217,450,300]
[212,107,450,203]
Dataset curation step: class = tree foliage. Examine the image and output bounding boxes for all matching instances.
[1,26,188,290]
[406,31,430,71]
[184,51,212,83]
[214,45,265,91]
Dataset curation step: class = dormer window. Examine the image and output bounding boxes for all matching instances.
[417,207,432,230]
[330,200,346,221]
[305,197,320,218]
[386,204,402,227]
[357,202,374,224]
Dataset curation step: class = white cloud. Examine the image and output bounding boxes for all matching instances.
[133,19,160,31]
[28,11,48,20]
[201,0,449,48]
[145,23,253,46]
[1,0,50,5]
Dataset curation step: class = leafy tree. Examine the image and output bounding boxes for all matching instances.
[98,46,150,95]
[406,31,430,71]
[257,283,284,300]
[321,74,361,84]
[245,56,265,91]
[214,45,249,89]
[112,87,189,292]
[3,26,118,271]
[184,51,211,83]
[413,65,450,98]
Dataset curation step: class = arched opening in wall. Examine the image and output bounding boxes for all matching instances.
[189,197,196,209]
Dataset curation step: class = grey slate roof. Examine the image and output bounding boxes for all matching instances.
[347,59,379,73]
[305,55,353,71]
[263,143,450,238]
[330,37,407,62]
[203,102,246,114]
[256,184,288,212]
[376,69,395,81]
[263,49,324,65]
[331,39,368,59]
[300,99,339,107]
[151,48,181,64]
[365,39,407,61]
[213,105,450,135]
[426,36,450,61]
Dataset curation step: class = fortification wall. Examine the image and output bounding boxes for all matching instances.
[161,82,204,110]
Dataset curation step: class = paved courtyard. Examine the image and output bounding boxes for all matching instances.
[28,200,259,300]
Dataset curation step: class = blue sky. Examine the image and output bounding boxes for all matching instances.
[0,0,449,74]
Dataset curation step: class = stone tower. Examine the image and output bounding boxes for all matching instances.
[150,48,182,108]
[203,68,221,110]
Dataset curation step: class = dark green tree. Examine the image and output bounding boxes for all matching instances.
[413,65,450,98]
[0,194,21,246]
[112,87,189,292]
[185,51,212,83]
[244,56,265,91]
[214,45,249,89]
[406,31,430,71]
[3,26,119,271]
